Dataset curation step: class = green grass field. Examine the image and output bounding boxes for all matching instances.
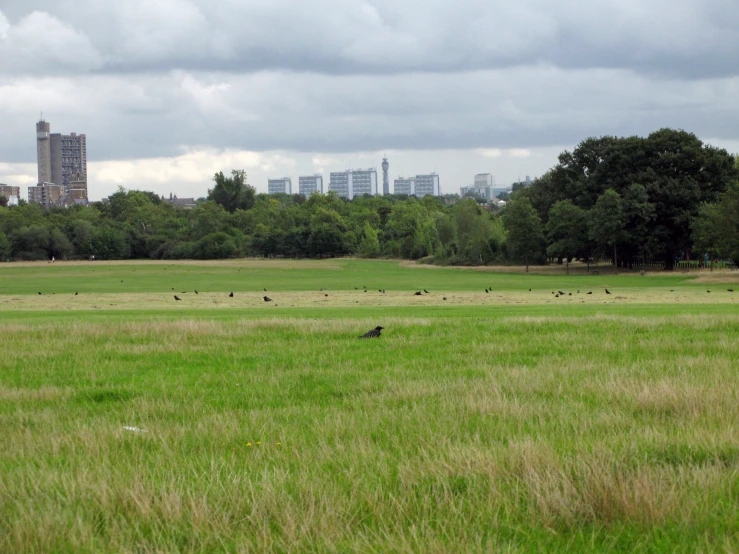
[2,260,739,552]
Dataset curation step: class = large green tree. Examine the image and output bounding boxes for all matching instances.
[208,170,255,213]
[589,189,627,269]
[503,196,545,272]
[546,200,588,274]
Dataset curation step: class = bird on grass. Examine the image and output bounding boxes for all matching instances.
[587,292,593,295]
[605,288,612,295]
[707,290,711,293]
[174,295,182,301]
[414,291,422,296]
[264,296,272,302]
[264,288,267,292]
[529,289,532,292]
[728,289,734,292]
[38,292,42,295]
[555,294,560,298]
[325,294,328,297]
[485,289,489,293]
[195,290,199,294]
[229,292,234,297]
[424,289,429,294]
[558,290,566,295]
[75,292,78,296]
[443,297,447,300]
[359,326,384,339]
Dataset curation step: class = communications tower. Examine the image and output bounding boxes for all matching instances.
[381,156,390,195]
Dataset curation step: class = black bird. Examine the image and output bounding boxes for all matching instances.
[415,291,422,296]
[264,288,267,292]
[728,289,734,292]
[38,292,42,295]
[558,291,566,295]
[359,326,384,339]
[229,292,234,297]
[74,292,78,296]
[587,292,593,295]
[443,297,447,300]
[325,294,328,297]
[195,290,199,294]
[171,288,174,290]
[364,290,367,293]
[569,293,572,296]
[423,289,429,294]
[707,290,711,293]
[605,288,612,295]
[263,296,272,302]
[555,294,560,298]
[174,295,182,301]
[529,289,532,292]
[485,289,489,293]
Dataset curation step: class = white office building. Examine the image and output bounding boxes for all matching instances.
[414,173,440,197]
[268,177,292,194]
[328,169,377,200]
[474,173,495,188]
[299,174,323,196]
[394,174,440,197]
[394,177,415,195]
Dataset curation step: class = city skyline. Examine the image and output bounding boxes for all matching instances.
[1,1,738,200]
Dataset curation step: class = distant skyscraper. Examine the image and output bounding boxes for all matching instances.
[268,178,292,194]
[382,157,389,195]
[299,175,323,196]
[328,169,377,200]
[36,120,51,185]
[35,119,87,190]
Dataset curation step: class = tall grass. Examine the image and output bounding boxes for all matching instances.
[2,310,739,551]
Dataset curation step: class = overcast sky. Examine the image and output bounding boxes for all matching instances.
[1,0,738,200]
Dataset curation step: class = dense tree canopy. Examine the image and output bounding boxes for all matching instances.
[1,129,736,270]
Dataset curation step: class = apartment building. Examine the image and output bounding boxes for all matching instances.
[268,178,292,194]
[299,174,323,196]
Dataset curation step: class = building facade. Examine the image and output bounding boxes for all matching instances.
[394,173,440,197]
[28,183,68,208]
[474,173,495,188]
[414,173,440,197]
[328,169,377,200]
[394,177,415,195]
[268,178,292,194]
[35,119,88,191]
[298,175,323,196]
[0,184,20,206]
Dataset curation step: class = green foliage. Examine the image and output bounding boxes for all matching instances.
[0,231,10,260]
[358,221,380,258]
[503,196,545,271]
[207,170,255,213]
[693,182,739,264]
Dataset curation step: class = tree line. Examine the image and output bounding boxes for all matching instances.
[0,128,737,269]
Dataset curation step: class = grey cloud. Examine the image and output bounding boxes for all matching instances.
[2,1,739,79]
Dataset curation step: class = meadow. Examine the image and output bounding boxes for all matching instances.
[1,259,739,552]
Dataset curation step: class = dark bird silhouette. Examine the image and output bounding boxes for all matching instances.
[555,294,560,298]
[605,289,612,295]
[229,292,234,297]
[443,297,447,300]
[485,289,489,293]
[558,291,566,295]
[195,290,199,294]
[707,290,711,293]
[264,288,267,292]
[728,289,734,292]
[325,294,328,297]
[424,289,429,294]
[263,296,272,302]
[364,290,367,293]
[359,326,384,339]
[587,292,593,295]
[174,295,182,301]
[569,293,572,296]
[74,292,78,296]
[529,288,532,292]
[415,291,422,296]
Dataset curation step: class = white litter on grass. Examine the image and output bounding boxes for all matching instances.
[123,426,147,433]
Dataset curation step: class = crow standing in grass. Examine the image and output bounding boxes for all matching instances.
[424,289,429,294]
[415,291,422,296]
[359,326,384,339]
[195,290,199,294]
[174,295,182,301]
[729,289,734,292]
[264,296,272,302]
[605,288,612,295]
[229,292,234,297]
